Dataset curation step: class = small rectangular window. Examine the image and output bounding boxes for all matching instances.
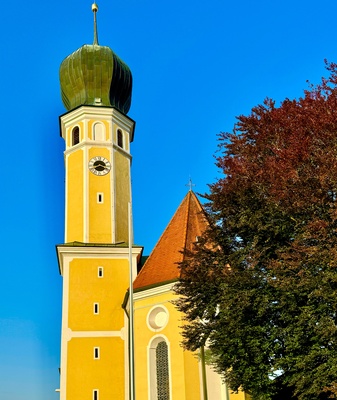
[94,303,99,315]
[98,267,103,278]
[94,347,100,359]
[93,389,99,400]
[97,193,104,203]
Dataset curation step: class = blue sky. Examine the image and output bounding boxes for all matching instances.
[1,0,337,399]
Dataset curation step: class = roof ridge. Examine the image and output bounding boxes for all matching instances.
[133,193,190,284]
[133,190,209,290]
[181,191,192,258]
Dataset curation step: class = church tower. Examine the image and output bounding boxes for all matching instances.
[56,4,142,400]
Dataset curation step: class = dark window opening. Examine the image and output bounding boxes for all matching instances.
[94,347,99,359]
[117,129,123,148]
[156,341,170,400]
[72,126,80,146]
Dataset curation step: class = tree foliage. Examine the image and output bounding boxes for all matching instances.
[175,61,337,400]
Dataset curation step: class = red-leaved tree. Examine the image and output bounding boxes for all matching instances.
[175,61,337,400]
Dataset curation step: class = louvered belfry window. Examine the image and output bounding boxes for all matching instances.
[72,126,80,145]
[117,129,123,148]
[156,341,170,400]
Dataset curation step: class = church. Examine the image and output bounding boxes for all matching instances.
[56,4,246,400]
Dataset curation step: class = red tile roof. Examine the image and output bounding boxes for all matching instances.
[133,191,209,290]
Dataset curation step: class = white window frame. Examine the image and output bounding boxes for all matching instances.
[148,335,172,400]
[97,192,104,204]
[94,347,100,359]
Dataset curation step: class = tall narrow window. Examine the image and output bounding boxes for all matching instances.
[98,267,103,278]
[94,303,99,315]
[156,341,170,400]
[117,129,123,148]
[93,389,99,400]
[72,126,79,146]
[149,338,170,400]
[97,193,104,204]
[94,347,100,359]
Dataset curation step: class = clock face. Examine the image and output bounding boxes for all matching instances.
[88,156,111,176]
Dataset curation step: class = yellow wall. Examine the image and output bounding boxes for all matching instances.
[65,119,131,244]
[60,108,135,400]
[64,254,130,400]
[183,350,201,399]
[88,147,112,243]
[115,150,130,243]
[230,392,247,400]
[61,107,247,400]
[67,149,84,242]
[67,336,125,400]
[68,257,129,331]
[134,288,247,400]
[134,290,201,399]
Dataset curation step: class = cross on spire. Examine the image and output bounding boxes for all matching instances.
[186,177,196,192]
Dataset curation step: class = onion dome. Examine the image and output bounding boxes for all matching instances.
[59,3,132,115]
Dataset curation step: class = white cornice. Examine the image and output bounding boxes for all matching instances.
[133,282,175,301]
[60,106,135,140]
[64,328,124,340]
[113,142,132,158]
[64,141,112,156]
[57,244,142,256]
[63,140,132,160]
[57,245,143,275]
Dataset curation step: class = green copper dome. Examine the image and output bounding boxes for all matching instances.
[59,4,132,115]
[60,44,132,114]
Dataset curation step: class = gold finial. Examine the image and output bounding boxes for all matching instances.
[92,3,99,45]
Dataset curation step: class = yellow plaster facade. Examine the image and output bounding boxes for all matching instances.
[133,284,247,400]
[57,104,141,400]
[57,28,248,400]
[67,336,125,400]
[60,106,135,244]
[67,258,129,331]
[57,104,248,400]
[133,288,202,399]
[57,243,142,400]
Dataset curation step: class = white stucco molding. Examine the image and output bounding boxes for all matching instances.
[133,282,175,301]
[56,244,143,277]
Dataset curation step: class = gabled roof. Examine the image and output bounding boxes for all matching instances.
[133,191,209,290]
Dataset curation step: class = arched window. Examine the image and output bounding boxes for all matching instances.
[72,126,80,146]
[156,341,170,400]
[149,337,170,400]
[93,123,105,141]
[117,129,123,148]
